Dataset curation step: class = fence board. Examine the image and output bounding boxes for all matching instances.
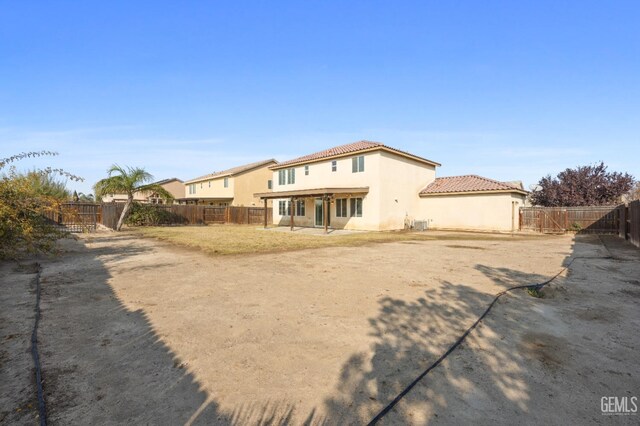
[520,206,620,234]
[98,203,272,229]
[629,200,640,248]
[43,202,100,232]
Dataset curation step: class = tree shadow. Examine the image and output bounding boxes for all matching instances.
[321,249,576,423]
[27,232,636,424]
[35,237,315,425]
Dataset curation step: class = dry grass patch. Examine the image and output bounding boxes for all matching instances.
[133,225,541,256]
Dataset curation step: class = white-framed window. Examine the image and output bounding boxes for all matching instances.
[350,198,363,217]
[336,198,348,217]
[208,181,211,187]
[295,199,305,216]
[224,177,229,188]
[352,155,364,173]
[278,200,291,216]
[331,160,337,172]
[278,168,296,185]
[200,182,203,188]
[267,179,272,189]
[304,165,309,175]
[188,184,196,194]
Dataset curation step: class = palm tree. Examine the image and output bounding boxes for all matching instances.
[94,165,174,231]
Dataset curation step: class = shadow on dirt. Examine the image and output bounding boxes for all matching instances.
[17,233,639,424]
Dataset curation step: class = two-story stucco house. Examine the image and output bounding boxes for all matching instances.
[101,178,184,204]
[181,159,277,206]
[255,141,441,231]
[255,141,528,232]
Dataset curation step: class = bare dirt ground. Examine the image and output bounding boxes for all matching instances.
[1,231,639,425]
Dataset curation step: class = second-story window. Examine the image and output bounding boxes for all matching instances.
[331,160,337,172]
[278,168,296,185]
[352,155,365,173]
[224,177,229,188]
[268,179,272,189]
[304,165,309,175]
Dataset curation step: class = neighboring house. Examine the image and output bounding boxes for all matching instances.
[255,141,527,232]
[101,178,184,204]
[180,159,277,206]
[419,175,528,231]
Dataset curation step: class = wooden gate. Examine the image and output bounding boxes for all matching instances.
[204,207,226,223]
[45,202,100,232]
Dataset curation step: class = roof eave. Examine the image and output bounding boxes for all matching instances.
[254,186,370,199]
[271,147,440,170]
[420,189,529,197]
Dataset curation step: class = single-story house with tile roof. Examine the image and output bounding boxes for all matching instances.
[180,159,277,206]
[101,178,184,204]
[255,141,528,232]
[419,175,528,231]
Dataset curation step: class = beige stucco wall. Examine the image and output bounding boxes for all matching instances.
[376,152,436,230]
[272,151,437,231]
[101,193,147,203]
[102,180,184,203]
[419,192,526,232]
[185,175,235,200]
[233,166,273,206]
[161,180,185,199]
[184,163,274,206]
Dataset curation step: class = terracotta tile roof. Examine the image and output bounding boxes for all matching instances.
[185,159,277,184]
[420,175,528,195]
[272,140,440,169]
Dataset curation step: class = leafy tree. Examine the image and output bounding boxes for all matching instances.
[0,151,82,259]
[531,162,634,207]
[17,169,70,200]
[93,165,174,231]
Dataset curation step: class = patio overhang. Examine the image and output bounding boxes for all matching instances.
[254,187,369,200]
[254,187,369,233]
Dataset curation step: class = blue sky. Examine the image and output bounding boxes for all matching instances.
[1,1,638,194]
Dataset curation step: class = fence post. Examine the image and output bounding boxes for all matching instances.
[518,208,523,231]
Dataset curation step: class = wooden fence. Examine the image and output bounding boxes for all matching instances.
[99,203,272,229]
[519,206,621,234]
[623,200,640,248]
[43,202,100,232]
[100,203,125,230]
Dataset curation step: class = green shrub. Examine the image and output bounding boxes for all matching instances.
[0,152,81,259]
[125,203,185,226]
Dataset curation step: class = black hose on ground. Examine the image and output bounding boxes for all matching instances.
[367,257,579,425]
[30,262,47,426]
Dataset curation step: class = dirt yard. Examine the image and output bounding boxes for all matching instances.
[1,230,639,425]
